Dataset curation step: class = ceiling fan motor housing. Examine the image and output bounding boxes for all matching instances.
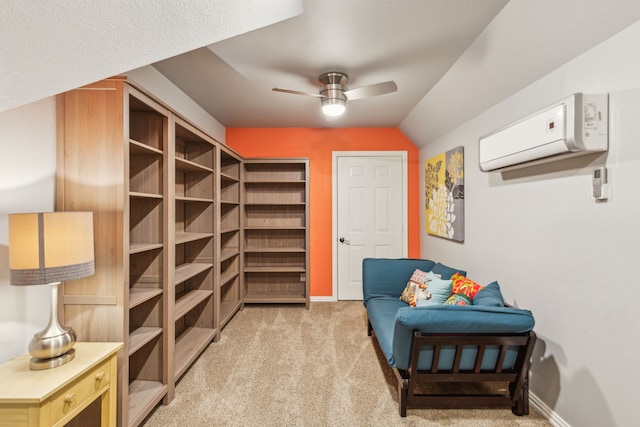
[319,72,348,101]
[319,71,349,87]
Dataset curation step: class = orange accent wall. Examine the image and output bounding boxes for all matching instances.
[226,128,420,297]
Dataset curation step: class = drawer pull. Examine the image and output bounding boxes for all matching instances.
[63,393,76,410]
[95,371,105,387]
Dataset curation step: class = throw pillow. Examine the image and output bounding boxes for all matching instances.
[450,273,483,299]
[473,281,505,307]
[416,271,453,306]
[431,262,467,279]
[443,293,472,306]
[399,281,431,307]
[399,269,433,307]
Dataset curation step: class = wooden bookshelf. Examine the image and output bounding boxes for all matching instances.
[172,116,218,383]
[56,78,313,425]
[56,78,171,427]
[57,78,227,426]
[216,145,243,329]
[242,159,310,307]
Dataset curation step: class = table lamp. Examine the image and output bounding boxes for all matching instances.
[8,211,95,370]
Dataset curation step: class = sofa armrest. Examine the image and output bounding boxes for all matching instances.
[362,258,436,305]
[391,305,535,370]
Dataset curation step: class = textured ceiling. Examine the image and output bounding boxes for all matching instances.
[0,0,303,113]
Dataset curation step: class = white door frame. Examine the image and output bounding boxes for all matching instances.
[329,151,408,301]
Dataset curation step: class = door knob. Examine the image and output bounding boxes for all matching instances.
[339,237,350,244]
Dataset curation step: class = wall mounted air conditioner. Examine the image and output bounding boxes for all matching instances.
[479,93,608,172]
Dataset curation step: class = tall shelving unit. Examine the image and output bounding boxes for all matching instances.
[58,77,230,426]
[57,78,313,426]
[56,78,171,427]
[127,93,171,426]
[242,159,310,307]
[217,145,244,328]
[172,117,218,380]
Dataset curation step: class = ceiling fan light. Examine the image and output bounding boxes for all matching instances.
[321,98,346,116]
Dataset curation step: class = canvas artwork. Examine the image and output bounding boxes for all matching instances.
[424,146,464,242]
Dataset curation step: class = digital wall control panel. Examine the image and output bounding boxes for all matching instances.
[592,166,608,201]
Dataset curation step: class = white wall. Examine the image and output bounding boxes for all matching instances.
[0,71,224,363]
[0,98,57,362]
[127,66,227,143]
[410,21,640,427]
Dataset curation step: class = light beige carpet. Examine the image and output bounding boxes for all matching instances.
[142,302,551,426]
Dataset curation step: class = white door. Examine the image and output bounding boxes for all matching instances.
[335,154,406,300]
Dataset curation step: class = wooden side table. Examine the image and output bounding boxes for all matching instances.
[0,342,123,427]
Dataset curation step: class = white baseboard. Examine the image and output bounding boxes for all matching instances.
[309,296,337,302]
[530,392,571,427]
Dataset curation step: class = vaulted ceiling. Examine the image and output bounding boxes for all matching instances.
[153,0,509,129]
[152,0,640,146]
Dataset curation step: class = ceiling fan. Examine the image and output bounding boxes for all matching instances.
[272,72,397,116]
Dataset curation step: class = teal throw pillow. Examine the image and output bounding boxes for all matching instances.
[431,262,467,280]
[473,281,505,307]
[415,271,453,306]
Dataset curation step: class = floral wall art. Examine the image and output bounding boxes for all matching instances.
[424,146,464,242]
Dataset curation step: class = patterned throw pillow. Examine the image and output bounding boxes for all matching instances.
[450,273,483,299]
[444,293,472,306]
[400,269,433,307]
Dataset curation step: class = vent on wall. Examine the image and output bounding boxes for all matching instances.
[479,93,608,172]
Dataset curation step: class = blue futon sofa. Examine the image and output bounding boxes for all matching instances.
[363,258,536,417]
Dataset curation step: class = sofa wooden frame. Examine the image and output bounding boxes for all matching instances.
[368,323,537,417]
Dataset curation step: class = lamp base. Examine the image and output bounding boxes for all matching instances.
[30,348,75,370]
[27,282,77,370]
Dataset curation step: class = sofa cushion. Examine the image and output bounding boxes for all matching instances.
[473,281,505,307]
[431,262,466,279]
[366,297,407,366]
[363,258,436,305]
[396,305,535,333]
[416,272,452,306]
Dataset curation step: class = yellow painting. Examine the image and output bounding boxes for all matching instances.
[425,146,464,242]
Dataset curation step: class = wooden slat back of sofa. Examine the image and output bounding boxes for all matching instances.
[406,331,536,405]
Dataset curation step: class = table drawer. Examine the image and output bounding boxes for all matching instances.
[50,358,111,423]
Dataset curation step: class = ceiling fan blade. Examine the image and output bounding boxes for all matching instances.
[272,88,326,99]
[344,80,397,100]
